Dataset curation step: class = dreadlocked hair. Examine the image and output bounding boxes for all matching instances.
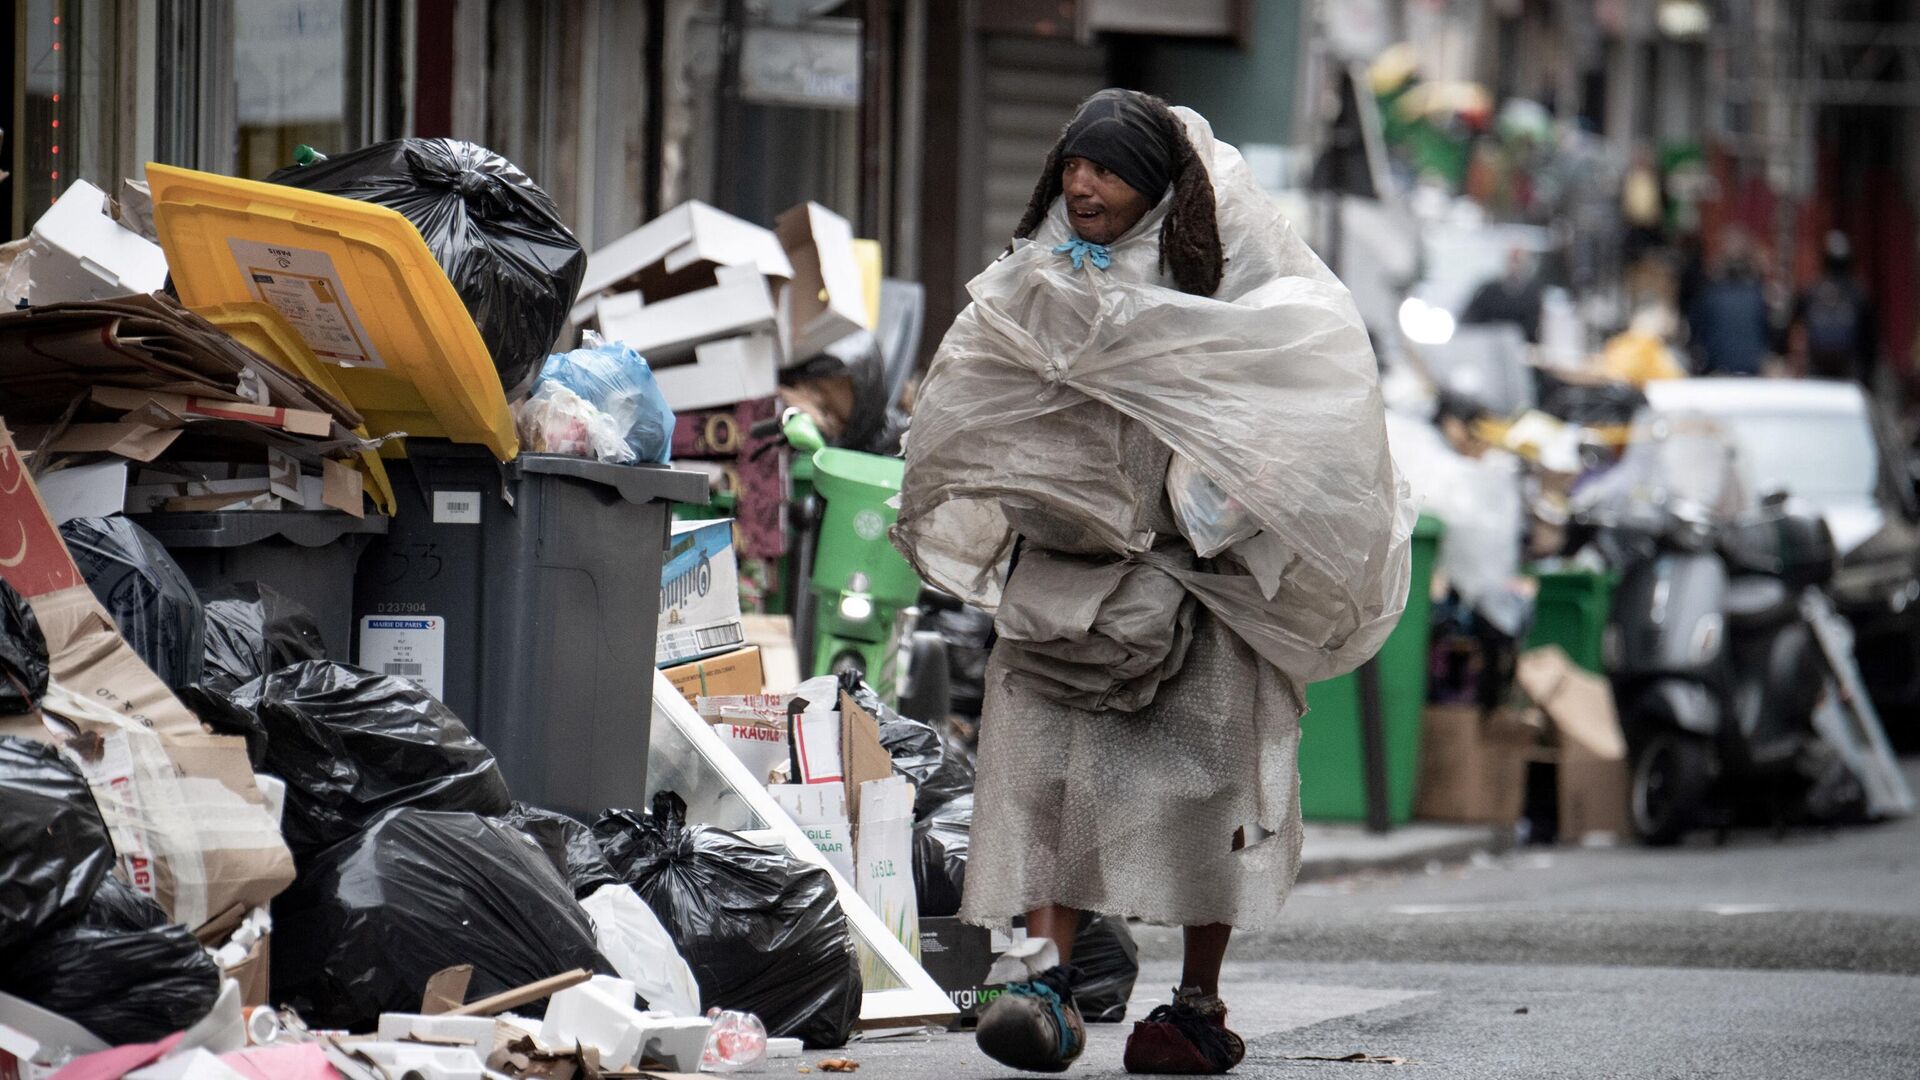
[1010,92,1224,297]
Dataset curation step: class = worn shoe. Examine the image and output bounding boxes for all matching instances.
[975,965,1087,1073]
[1122,987,1246,1074]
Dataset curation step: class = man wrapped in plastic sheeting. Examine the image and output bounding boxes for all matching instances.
[893,90,1413,1075]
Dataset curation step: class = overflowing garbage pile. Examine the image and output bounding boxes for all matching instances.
[0,431,875,1075]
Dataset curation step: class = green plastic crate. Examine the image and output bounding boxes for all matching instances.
[1298,516,1443,823]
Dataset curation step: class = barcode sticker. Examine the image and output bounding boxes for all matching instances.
[359,616,447,698]
[433,490,482,525]
[695,624,745,651]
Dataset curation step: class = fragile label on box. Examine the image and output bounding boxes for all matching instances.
[228,238,385,368]
[358,616,446,698]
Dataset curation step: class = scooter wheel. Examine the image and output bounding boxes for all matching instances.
[1631,733,1713,847]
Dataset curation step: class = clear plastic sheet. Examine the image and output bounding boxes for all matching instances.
[895,109,1413,684]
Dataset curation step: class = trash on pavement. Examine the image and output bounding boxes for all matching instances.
[60,515,207,690]
[1070,915,1140,1024]
[267,138,588,395]
[701,1008,769,1073]
[498,803,622,899]
[0,424,296,929]
[0,871,222,1045]
[271,808,607,1031]
[578,883,705,1020]
[595,794,862,1048]
[0,735,114,953]
[231,661,511,855]
[538,975,711,1072]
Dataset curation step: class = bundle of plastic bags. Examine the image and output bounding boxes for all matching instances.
[894,108,1413,685]
[516,332,676,464]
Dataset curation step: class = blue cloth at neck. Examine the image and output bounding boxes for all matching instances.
[1053,237,1112,271]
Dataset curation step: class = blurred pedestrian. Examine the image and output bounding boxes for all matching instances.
[1621,143,1665,263]
[1788,230,1876,385]
[1460,247,1544,343]
[1686,228,1772,376]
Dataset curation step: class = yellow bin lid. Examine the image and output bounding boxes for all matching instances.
[147,162,519,460]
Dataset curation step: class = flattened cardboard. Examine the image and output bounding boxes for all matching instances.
[33,460,131,523]
[10,421,183,462]
[323,457,366,518]
[1516,647,1631,842]
[1414,704,1530,826]
[838,690,894,829]
[93,384,334,437]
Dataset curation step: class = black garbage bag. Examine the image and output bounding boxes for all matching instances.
[1,876,221,1044]
[273,808,608,1031]
[1,579,50,714]
[839,673,975,818]
[199,582,328,693]
[0,736,114,953]
[911,794,972,918]
[1072,913,1140,1023]
[60,516,205,689]
[495,802,619,898]
[596,794,861,1048]
[269,138,587,393]
[176,682,273,769]
[925,604,993,719]
[231,661,511,856]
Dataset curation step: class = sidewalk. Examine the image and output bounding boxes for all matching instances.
[1298,821,1507,882]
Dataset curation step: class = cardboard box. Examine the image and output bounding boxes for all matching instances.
[775,202,869,362]
[770,783,857,884]
[856,775,921,976]
[1517,647,1631,844]
[1415,704,1533,826]
[577,200,795,304]
[653,332,781,413]
[598,266,780,364]
[743,613,800,691]
[664,646,765,705]
[657,518,746,666]
[0,423,296,930]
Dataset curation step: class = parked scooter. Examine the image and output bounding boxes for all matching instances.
[750,407,951,722]
[1590,494,1826,842]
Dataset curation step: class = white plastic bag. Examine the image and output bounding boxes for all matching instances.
[580,883,704,1018]
[512,382,636,463]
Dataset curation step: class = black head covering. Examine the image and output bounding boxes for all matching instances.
[1058,89,1179,201]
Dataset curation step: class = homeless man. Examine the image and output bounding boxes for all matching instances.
[893,89,1413,1074]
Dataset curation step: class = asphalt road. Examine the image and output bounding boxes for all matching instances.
[832,759,1920,1079]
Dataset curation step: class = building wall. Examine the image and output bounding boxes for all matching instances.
[1130,0,1306,149]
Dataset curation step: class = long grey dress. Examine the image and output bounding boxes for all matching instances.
[959,418,1307,930]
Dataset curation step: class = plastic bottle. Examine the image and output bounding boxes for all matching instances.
[700,1009,768,1073]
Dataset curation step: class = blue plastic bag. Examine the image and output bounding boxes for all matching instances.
[531,332,675,464]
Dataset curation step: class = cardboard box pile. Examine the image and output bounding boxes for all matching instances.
[657,518,748,669]
[571,199,872,415]
[1418,646,1631,843]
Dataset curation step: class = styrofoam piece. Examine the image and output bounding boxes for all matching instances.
[538,982,646,1067]
[348,1042,485,1080]
[635,1015,712,1072]
[13,179,169,304]
[766,1037,804,1059]
[375,1013,500,1046]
